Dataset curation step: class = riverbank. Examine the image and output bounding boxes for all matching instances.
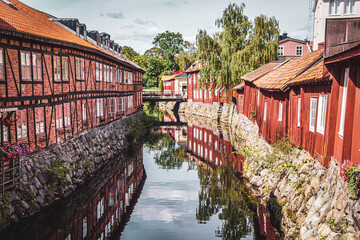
[174,101,360,240]
[0,111,143,230]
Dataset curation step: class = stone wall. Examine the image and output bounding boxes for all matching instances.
[181,101,360,239]
[0,111,143,229]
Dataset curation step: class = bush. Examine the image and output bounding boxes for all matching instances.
[341,160,360,198]
[43,158,71,189]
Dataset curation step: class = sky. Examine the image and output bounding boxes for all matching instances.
[21,0,311,54]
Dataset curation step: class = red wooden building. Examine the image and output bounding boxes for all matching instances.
[0,0,144,153]
[323,18,360,165]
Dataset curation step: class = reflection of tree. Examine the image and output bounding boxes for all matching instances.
[146,133,189,170]
[196,159,258,240]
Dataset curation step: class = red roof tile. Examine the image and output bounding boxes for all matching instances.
[241,62,283,82]
[186,61,201,73]
[286,59,326,88]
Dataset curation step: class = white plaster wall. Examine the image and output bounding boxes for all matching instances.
[313,0,360,50]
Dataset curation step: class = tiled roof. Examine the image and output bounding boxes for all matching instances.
[285,59,326,88]
[161,75,175,82]
[175,73,187,79]
[233,82,244,90]
[186,61,200,73]
[0,0,144,71]
[241,62,283,82]
[253,49,324,90]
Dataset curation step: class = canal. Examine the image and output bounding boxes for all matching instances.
[0,113,279,240]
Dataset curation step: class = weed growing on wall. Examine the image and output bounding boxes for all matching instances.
[341,160,360,199]
[43,158,71,189]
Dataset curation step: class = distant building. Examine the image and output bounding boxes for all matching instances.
[278,33,312,60]
[313,0,360,50]
[161,70,187,96]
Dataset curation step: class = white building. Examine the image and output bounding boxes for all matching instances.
[313,0,360,50]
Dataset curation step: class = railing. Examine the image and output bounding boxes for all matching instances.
[0,157,21,194]
[143,91,187,98]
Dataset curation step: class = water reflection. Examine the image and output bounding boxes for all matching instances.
[0,149,145,240]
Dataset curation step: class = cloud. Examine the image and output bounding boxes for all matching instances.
[120,25,135,29]
[164,1,188,7]
[106,12,124,19]
[114,27,162,42]
[134,19,157,26]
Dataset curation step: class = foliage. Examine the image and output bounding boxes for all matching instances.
[327,217,348,233]
[0,143,29,162]
[174,41,198,70]
[43,158,71,189]
[250,111,256,119]
[197,3,279,91]
[126,113,157,144]
[121,46,140,61]
[341,160,360,198]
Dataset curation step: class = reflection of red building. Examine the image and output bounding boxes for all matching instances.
[48,151,145,240]
[187,124,243,174]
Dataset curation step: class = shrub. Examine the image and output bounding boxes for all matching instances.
[43,158,71,189]
[341,160,360,198]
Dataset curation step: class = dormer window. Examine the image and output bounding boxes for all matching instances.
[84,30,87,40]
[329,0,340,15]
[76,26,80,36]
[344,0,355,14]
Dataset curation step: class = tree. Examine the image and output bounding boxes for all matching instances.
[121,46,139,61]
[153,31,186,72]
[197,3,280,92]
[175,41,198,70]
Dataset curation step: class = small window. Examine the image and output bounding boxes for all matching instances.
[55,104,63,129]
[278,46,284,56]
[264,100,267,121]
[344,0,355,14]
[108,98,116,114]
[76,26,80,36]
[62,57,69,81]
[0,48,4,81]
[1,113,9,143]
[96,62,103,81]
[75,58,85,80]
[257,89,260,105]
[82,102,87,121]
[339,68,349,137]
[317,95,328,135]
[96,99,104,117]
[35,107,45,135]
[117,97,123,113]
[309,97,317,132]
[329,0,340,15]
[278,102,283,122]
[32,53,42,81]
[64,103,71,127]
[54,56,61,82]
[97,198,104,220]
[296,46,303,56]
[21,52,31,81]
[16,109,27,140]
[82,217,87,239]
[297,97,301,127]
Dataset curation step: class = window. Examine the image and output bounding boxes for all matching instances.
[117,97,123,112]
[97,198,104,220]
[65,234,71,240]
[54,56,61,82]
[62,57,69,81]
[339,68,349,137]
[35,107,45,135]
[309,97,317,132]
[32,53,42,81]
[296,46,303,56]
[55,105,63,129]
[278,46,284,56]
[16,110,27,140]
[128,96,133,109]
[75,58,85,80]
[82,103,87,121]
[257,89,260,105]
[108,98,116,114]
[278,102,283,122]
[0,113,9,143]
[96,62,103,81]
[21,52,31,81]
[329,0,340,15]
[96,99,104,117]
[64,103,71,127]
[317,95,327,135]
[193,74,195,84]
[344,0,355,14]
[297,97,301,127]
[110,67,113,82]
[0,48,4,80]
[264,100,267,121]
[82,217,87,239]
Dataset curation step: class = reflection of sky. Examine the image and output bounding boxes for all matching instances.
[120,146,254,240]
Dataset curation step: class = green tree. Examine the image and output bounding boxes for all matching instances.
[175,41,198,70]
[121,45,139,61]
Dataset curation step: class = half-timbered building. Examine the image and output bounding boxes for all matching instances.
[0,0,144,153]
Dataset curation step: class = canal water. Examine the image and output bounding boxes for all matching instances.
[0,117,279,239]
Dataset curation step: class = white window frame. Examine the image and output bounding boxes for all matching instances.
[339,68,349,138]
[278,102,283,122]
[0,48,4,81]
[257,89,260,105]
[316,95,328,135]
[96,62,103,81]
[344,0,355,14]
[96,99,104,117]
[54,56,61,82]
[35,107,45,135]
[296,46,303,56]
[21,51,31,81]
[82,102,87,121]
[62,57,69,81]
[75,57,85,80]
[32,53,42,81]
[263,100,267,121]
[329,0,340,15]
[297,97,301,127]
[309,97,318,133]
[278,46,284,56]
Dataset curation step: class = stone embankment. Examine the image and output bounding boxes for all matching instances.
[179,101,360,240]
[0,111,143,229]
